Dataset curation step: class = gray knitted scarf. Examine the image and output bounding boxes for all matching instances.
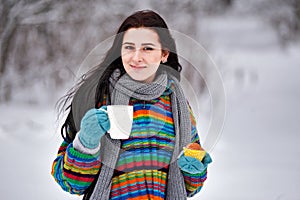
[74,69,192,199]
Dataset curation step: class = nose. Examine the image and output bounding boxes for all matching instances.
[132,49,143,63]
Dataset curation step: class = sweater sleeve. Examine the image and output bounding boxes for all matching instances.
[180,103,209,197]
[51,140,101,195]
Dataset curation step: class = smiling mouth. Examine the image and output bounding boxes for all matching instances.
[130,65,146,69]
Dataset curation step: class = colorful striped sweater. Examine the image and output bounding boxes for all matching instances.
[51,86,208,199]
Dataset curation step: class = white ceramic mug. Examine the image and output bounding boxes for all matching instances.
[99,105,133,139]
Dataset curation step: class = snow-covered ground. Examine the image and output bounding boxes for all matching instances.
[1,9,300,200]
[196,13,300,200]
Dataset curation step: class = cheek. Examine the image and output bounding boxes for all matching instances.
[121,54,130,67]
[147,53,163,64]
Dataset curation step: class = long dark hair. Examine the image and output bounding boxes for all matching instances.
[59,10,182,143]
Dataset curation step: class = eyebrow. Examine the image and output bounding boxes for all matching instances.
[122,42,156,46]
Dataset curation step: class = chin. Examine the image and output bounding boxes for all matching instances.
[132,77,147,82]
[129,74,152,83]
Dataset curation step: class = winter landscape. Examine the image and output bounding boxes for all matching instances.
[0,1,299,200]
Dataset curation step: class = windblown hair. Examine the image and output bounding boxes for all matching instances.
[58,10,182,143]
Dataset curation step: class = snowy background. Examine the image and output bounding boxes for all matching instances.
[0,1,300,200]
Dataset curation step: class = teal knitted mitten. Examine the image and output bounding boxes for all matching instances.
[79,106,110,149]
[178,152,212,174]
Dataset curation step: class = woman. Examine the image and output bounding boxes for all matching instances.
[51,10,212,200]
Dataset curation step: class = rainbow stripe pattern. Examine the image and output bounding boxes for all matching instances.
[51,82,207,199]
[51,141,101,194]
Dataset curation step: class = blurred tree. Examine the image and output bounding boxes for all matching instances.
[270,0,300,46]
[0,0,54,101]
[252,0,300,46]
[0,0,137,103]
[220,0,233,7]
[0,0,233,103]
[0,0,53,75]
[291,0,300,31]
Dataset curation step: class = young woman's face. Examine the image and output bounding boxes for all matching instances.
[121,28,169,83]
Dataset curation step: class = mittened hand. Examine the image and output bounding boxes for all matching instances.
[178,153,212,174]
[79,106,110,149]
[178,155,205,174]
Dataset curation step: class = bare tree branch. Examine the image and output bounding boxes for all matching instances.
[0,1,19,75]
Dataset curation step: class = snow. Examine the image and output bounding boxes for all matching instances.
[195,12,300,200]
[1,5,300,200]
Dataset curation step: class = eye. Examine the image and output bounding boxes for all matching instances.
[143,46,154,51]
[124,45,135,50]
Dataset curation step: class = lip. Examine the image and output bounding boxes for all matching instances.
[130,64,146,69]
